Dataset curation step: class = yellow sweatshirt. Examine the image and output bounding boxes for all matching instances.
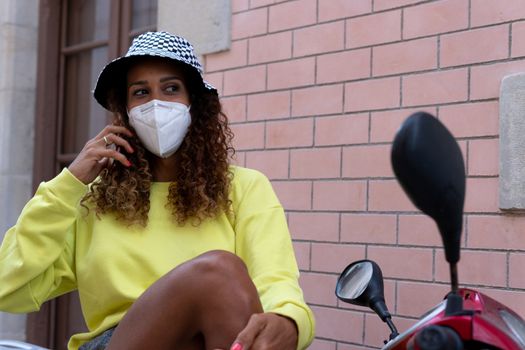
[0,166,315,349]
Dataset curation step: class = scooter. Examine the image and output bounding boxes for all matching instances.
[335,112,525,349]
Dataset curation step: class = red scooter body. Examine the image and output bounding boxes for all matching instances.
[383,289,525,349]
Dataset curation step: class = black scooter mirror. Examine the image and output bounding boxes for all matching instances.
[391,112,465,300]
[336,260,374,303]
[336,260,398,340]
[391,112,465,266]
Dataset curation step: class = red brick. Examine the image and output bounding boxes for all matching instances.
[230,122,265,150]
[368,246,433,280]
[458,140,468,165]
[371,108,437,143]
[313,180,367,211]
[221,96,246,123]
[300,272,338,306]
[311,243,366,273]
[342,144,393,178]
[248,31,292,64]
[232,0,249,12]
[397,281,450,317]
[439,102,499,138]
[288,212,340,241]
[468,138,499,176]
[266,118,314,148]
[311,305,364,343]
[271,180,312,210]
[247,91,290,121]
[203,72,223,94]
[346,10,401,48]
[315,113,369,146]
[464,177,498,213]
[435,250,507,287]
[205,40,247,72]
[364,313,413,348]
[231,151,246,167]
[231,8,268,40]
[338,343,373,350]
[368,179,416,211]
[374,0,425,11]
[317,48,371,84]
[294,21,345,57]
[470,60,525,100]
[223,65,266,95]
[292,241,310,271]
[441,25,509,68]
[512,22,525,58]
[471,0,525,27]
[290,148,341,179]
[373,37,437,76]
[319,0,371,22]
[345,77,400,112]
[398,214,442,246]
[403,69,468,106]
[403,0,468,39]
[268,0,317,32]
[267,57,315,90]
[308,339,336,350]
[510,253,525,288]
[341,214,397,244]
[245,150,289,179]
[250,0,274,8]
[292,84,344,117]
[467,215,525,250]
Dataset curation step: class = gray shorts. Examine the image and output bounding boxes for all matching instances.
[78,327,115,350]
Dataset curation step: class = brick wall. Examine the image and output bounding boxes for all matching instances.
[204,0,525,348]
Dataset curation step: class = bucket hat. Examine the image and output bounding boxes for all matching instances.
[94,31,216,110]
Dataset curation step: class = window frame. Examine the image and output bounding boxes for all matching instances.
[29,1,156,347]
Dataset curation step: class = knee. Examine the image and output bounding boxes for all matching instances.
[189,250,249,281]
[160,250,262,318]
[182,250,259,302]
[188,251,263,318]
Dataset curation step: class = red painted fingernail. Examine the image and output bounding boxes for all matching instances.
[125,160,132,167]
[231,343,243,350]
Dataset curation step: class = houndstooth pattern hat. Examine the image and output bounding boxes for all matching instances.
[94,31,216,110]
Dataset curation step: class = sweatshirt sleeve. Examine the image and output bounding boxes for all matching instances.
[232,168,315,350]
[0,168,85,313]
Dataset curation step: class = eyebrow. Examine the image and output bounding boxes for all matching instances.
[127,76,183,88]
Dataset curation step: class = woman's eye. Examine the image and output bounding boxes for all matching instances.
[132,88,148,96]
[165,85,180,93]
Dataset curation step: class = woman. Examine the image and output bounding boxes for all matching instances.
[0,32,315,350]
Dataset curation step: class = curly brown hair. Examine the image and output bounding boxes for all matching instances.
[81,58,235,226]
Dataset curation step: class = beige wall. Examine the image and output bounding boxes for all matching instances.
[158,0,231,56]
[0,0,40,341]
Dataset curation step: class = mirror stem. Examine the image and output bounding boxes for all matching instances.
[450,263,458,293]
[445,263,464,316]
[386,317,399,340]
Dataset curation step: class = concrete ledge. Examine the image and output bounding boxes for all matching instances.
[499,72,525,211]
[157,0,231,56]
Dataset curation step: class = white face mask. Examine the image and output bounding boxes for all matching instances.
[128,99,191,158]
